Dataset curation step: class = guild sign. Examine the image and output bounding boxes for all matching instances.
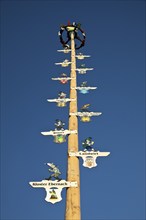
[46,188,63,204]
[80,116,91,122]
[41,129,77,144]
[57,101,66,107]
[80,89,89,94]
[60,79,68,84]
[70,112,102,123]
[29,180,77,204]
[47,98,76,108]
[69,151,110,168]
[84,156,96,168]
[54,134,66,143]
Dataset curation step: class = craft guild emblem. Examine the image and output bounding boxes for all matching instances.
[69,104,102,123]
[29,163,77,204]
[41,119,77,144]
[84,156,96,168]
[69,137,110,169]
[74,81,97,94]
[46,187,63,204]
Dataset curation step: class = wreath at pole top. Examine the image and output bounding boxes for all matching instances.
[58,21,86,50]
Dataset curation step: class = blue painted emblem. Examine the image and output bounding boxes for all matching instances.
[80,89,89,94]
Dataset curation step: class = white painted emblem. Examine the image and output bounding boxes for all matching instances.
[69,151,110,168]
[29,180,77,204]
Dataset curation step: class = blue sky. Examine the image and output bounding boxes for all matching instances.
[1,0,145,220]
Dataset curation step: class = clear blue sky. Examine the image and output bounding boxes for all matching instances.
[1,0,145,220]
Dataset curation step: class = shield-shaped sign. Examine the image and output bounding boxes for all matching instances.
[80,116,91,122]
[57,102,66,107]
[80,89,88,94]
[45,188,62,204]
[60,79,68,84]
[54,135,66,143]
[29,180,78,204]
[69,151,110,169]
[83,156,97,168]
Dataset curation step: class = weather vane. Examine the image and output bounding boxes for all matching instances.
[29,21,110,220]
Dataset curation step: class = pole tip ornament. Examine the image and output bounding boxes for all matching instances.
[58,21,86,50]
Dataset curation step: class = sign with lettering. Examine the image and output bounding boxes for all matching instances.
[29,180,77,204]
[69,151,110,168]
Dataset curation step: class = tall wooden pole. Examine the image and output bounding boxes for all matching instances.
[65,32,81,220]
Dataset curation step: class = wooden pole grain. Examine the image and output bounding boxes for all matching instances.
[65,32,81,220]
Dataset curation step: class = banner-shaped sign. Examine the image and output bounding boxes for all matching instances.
[69,151,110,168]
[29,180,77,204]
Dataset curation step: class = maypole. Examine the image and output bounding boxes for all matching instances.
[65,31,80,220]
[29,21,110,220]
